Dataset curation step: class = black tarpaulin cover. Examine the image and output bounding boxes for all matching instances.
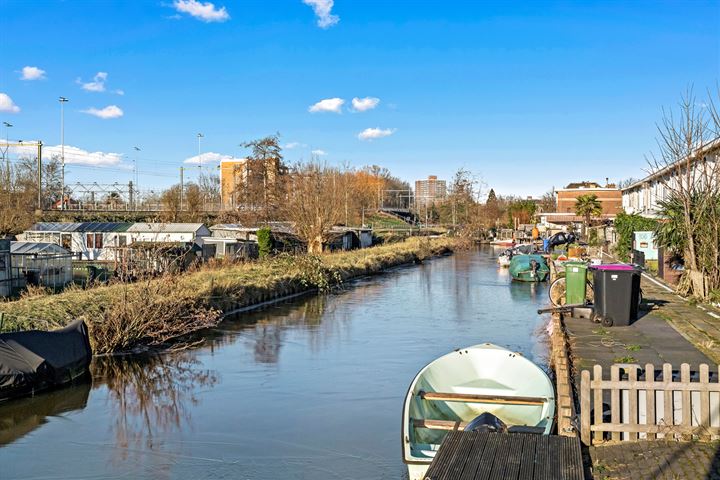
[0,320,92,400]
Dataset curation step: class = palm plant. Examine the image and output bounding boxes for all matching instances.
[574,194,602,238]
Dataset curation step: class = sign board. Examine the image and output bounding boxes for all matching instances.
[633,231,658,261]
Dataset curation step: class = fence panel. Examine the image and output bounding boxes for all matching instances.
[580,363,720,445]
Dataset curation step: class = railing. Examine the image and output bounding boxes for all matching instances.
[580,363,720,445]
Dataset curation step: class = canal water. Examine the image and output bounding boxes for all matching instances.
[1,248,550,479]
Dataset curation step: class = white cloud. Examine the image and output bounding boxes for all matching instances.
[173,0,230,22]
[357,127,396,141]
[184,152,235,164]
[78,72,108,92]
[284,142,307,149]
[82,105,124,119]
[308,97,344,113]
[311,149,327,156]
[20,66,46,81]
[303,0,339,29]
[114,89,125,96]
[11,144,124,167]
[0,93,20,113]
[351,96,380,112]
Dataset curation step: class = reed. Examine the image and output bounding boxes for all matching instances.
[0,237,456,353]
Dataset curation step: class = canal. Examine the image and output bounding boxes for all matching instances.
[1,248,550,479]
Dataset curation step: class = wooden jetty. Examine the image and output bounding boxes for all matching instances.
[423,430,584,480]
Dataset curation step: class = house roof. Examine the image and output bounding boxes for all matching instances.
[126,223,208,234]
[11,241,71,255]
[622,136,720,192]
[209,223,296,234]
[29,222,132,233]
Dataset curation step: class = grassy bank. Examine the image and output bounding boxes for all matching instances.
[0,237,456,354]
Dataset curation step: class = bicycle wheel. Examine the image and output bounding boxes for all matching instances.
[585,281,595,304]
[549,277,566,306]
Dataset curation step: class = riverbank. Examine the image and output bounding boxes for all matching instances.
[0,237,457,354]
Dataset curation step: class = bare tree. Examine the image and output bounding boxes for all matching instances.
[649,88,720,296]
[283,161,342,253]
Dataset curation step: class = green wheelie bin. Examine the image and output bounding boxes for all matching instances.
[564,261,588,305]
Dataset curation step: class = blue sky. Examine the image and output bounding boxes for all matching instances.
[1,0,718,197]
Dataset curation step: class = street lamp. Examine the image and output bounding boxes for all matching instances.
[59,96,69,210]
[196,132,205,180]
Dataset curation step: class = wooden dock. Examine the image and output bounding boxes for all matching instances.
[423,430,584,480]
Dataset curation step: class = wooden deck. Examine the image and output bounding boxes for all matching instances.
[423,430,584,480]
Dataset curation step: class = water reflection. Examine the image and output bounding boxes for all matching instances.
[2,250,553,480]
[94,353,218,460]
[0,381,91,446]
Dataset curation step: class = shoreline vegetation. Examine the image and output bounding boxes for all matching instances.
[0,237,457,354]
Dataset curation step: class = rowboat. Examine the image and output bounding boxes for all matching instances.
[509,254,550,282]
[490,238,515,248]
[401,343,555,480]
[0,320,92,402]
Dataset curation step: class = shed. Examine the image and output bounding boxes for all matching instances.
[0,239,10,297]
[20,222,133,261]
[127,223,210,246]
[209,223,303,253]
[10,241,73,289]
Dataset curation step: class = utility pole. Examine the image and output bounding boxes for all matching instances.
[2,122,12,189]
[59,96,68,210]
[37,141,42,211]
[133,146,140,209]
[180,166,184,212]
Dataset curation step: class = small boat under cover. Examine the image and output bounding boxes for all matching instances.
[509,254,550,282]
[0,320,92,402]
[402,343,555,480]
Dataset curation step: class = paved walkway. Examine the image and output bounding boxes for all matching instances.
[564,273,720,479]
[565,276,714,379]
[590,441,720,480]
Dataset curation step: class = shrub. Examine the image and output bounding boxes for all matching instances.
[613,211,658,262]
[257,227,272,258]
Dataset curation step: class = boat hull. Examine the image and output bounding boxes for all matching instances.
[402,343,555,478]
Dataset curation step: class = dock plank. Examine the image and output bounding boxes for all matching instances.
[424,432,583,480]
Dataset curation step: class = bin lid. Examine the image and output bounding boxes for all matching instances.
[591,264,636,271]
[564,261,588,267]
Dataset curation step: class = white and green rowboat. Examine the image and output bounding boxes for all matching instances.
[401,343,555,480]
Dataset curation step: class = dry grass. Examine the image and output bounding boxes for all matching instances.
[0,237,456,353]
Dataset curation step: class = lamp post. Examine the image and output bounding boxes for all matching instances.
[2,121,12,188]
[59,96,69,210]
[197,132,204,178]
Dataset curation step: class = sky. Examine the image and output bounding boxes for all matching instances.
[0,0,719,198]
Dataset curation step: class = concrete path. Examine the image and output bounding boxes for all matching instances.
[565,276,714,377]
[590,440,720,479]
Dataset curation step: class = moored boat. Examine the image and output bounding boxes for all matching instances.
[0,320,92,402]
[497,253,511,267]
[401,343,555,480]
[509,254,550,282]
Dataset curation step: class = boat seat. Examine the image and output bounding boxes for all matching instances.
[418,390,547,406]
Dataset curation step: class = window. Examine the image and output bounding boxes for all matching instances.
[118,235,127,247]
[61,234,71,250]
[86,233,94,248]
[95,234,103,249]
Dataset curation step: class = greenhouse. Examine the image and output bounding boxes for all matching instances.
[10,242,74,290]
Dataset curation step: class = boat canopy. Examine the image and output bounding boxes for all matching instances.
[0,320,92,401]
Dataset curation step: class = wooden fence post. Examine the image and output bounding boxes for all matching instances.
[580,370,591,445]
